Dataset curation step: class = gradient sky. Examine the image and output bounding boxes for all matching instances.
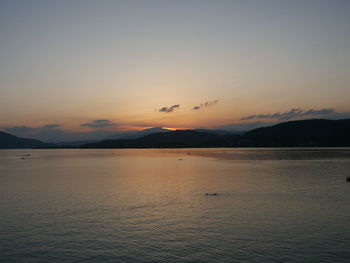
[1,0,350,140]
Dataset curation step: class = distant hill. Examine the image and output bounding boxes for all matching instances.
[240,119,350,147]
[217,121,273,133]
[105,127,171,140]
[55,140,98,147]
[83,119,350,148]
[83,130,226,148]
[0,131,53,149]
[194,129,241,135]
[3,119,349,149]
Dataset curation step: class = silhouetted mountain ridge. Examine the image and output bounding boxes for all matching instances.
[83,119,350,148]
[0,131,53,149]
[3,119,350,149]
[241,119,350,147]
[84,130,225,148]
[105,127,170,140]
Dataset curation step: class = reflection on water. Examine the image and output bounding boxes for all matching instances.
[1,148,350,262]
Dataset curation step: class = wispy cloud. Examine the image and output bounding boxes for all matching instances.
[193,100,219,110]
[159,104,180,113]
[241,108,338,121]
[42,124,61,129]
[80,119,117,129]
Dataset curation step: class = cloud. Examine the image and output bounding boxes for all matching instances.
[80,119,117,129]
[159,104,180,113]
[42,124,61,129]
[241,108,339,121]
[218,108,350,132]
[302,108,335,117]
[193,100,219,110]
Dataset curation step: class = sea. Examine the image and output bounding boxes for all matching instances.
[0,148,349,262]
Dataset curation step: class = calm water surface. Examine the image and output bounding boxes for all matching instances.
[0,148,349,262]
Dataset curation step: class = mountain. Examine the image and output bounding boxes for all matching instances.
[83,130,226,148]
[217,121,273,133]
[0,131,53,149]
[55,140,98,147]
[4,119,348,149]
[240,118,350,147]
[82,119,350,148]
[105,127,171,140]
[194,129,241,135]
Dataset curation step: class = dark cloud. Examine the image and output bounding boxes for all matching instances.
[159,104,180,113]
[42,124,61,129]
[241,108,338,121]
[302,109,334,117]
[193,100,219,110]
[80,119,117,129]
[218,108,350,132]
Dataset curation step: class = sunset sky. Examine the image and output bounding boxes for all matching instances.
[1,0,350,141]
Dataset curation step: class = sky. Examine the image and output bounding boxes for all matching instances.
[1,0,350,141]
